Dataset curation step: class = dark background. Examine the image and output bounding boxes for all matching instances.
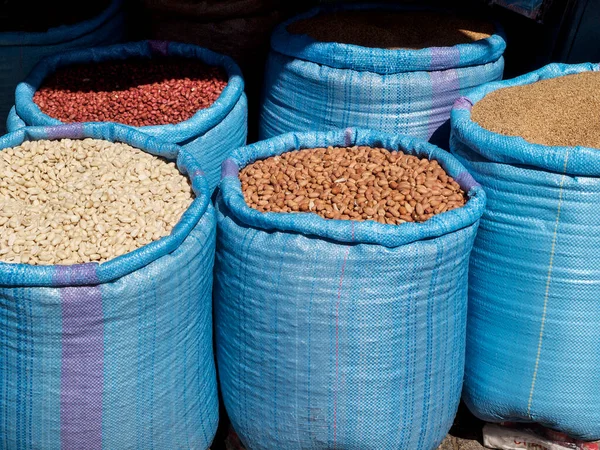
[121,3,600,445]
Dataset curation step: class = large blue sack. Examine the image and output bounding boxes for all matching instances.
[450,62,600,441]
[214,128,486,450]
[259,4,506,146]
[0,0,125,134]
[0,123,218,449]
[9,40,248,191]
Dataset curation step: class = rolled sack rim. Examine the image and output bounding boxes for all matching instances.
[219,127,486,248]
[0,0,123,46]
[15,40,245,144]
[270,3,506,74]
[0,123,211,287]
[6,106,26,132]
[451,62,600,176]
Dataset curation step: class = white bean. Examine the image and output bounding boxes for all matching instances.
[0,139,194,266]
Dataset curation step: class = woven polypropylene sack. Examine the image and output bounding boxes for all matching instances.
[0,123,218,449]
[259,4,506,146]
[214,128,486,450]
[10,40,248,191]
[450,62,600,441]
[0,0,124,134]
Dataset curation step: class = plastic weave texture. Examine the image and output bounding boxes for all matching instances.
[450,62,600,441]
[9,40,248,191]
[0,123,218,449]
[214,128,486,450]
[0,0,125,134]
[259,4,506,147]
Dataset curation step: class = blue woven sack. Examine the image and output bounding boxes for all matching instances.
[450,62,600,441]
[0,123,218,449]
[9,40,248,191]
[214,128,486,450]
[0,0,125,134]
[259,4,506,146]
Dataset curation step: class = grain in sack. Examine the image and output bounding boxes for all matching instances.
[240,145,467,224]
[0,138,193,265]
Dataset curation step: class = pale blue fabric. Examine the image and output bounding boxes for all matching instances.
[215,128,486,449]
[10,40,248,191]
[0,123,218,449]
[6,106,25,131]
[260,4,506,146]
[0,0,124,134]
[451,62,600,441]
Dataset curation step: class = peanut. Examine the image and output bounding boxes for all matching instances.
[240,146,467,225]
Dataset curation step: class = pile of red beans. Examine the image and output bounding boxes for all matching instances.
[33,57,228,127]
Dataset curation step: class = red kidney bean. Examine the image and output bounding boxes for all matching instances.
[33,57,228,127]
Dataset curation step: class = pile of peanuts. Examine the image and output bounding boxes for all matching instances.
[240,146,466,224]
[0,139,194,265]
[33,57,228,127]
[0,0,109,32]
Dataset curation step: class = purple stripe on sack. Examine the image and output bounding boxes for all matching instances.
[455,171,480,190]
[453,97,473,111]
[428,69,460,139]
[221,158,239,179]
[148,40,169,56]
[430,46,461,71]
[344,128,353,147]
[45,123,85,140]
[55,264,103,450]
[429,48,461,140]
